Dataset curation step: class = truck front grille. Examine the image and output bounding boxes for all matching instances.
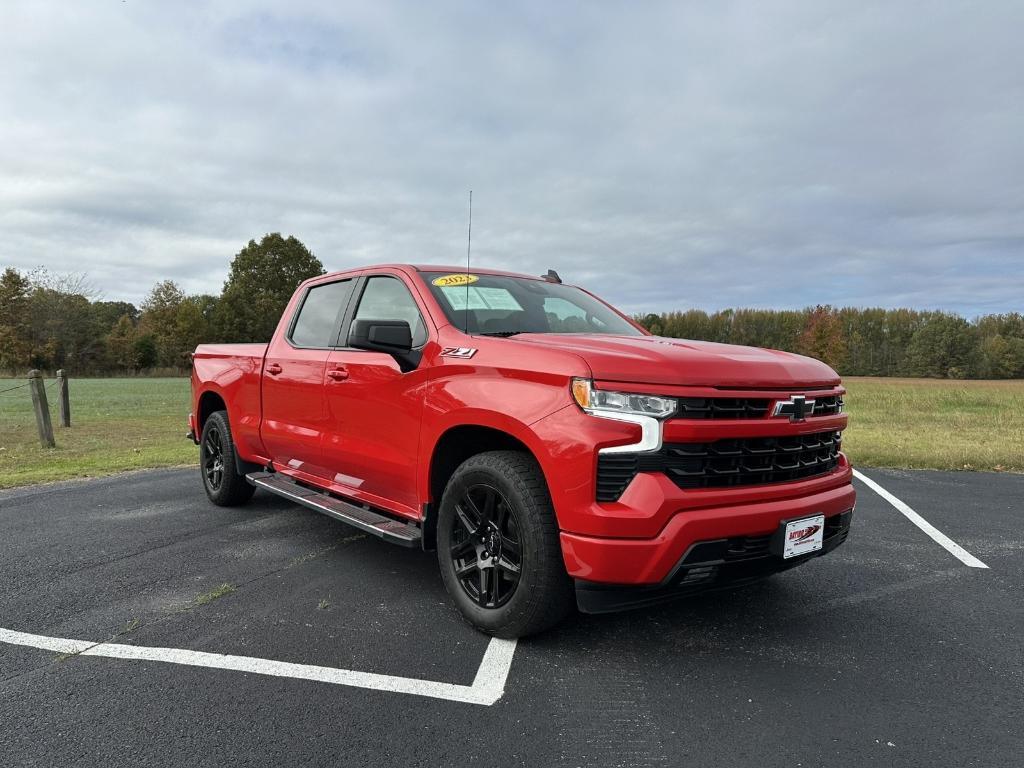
[676,397,770,419]
[596,429,842,501]
[810,395,844,417]
[673,394,843,419]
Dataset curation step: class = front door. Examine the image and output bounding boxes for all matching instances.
[323,274,431,518]
[260,277,356,479]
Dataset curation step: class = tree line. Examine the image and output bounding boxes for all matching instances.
[2,232,1021,378]
[0,233,325,376]
[635,307,1024,379]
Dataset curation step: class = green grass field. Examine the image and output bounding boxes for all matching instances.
[1,376,1021,489]
[0,377,193,489]
[840,377,1024,473]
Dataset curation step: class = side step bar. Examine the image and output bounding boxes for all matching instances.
[246,471,421,548]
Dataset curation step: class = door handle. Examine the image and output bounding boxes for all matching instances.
[326,367,349,382]
[266,363,283,375]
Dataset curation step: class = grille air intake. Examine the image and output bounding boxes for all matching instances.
[596,430,842,501]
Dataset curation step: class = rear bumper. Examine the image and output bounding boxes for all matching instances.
[575,509,853,613]
[560,478,856,585]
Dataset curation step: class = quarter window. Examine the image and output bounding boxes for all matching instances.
[289,280,354,347]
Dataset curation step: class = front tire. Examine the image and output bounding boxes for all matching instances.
[199,410,256,507]
[437,451,573,638]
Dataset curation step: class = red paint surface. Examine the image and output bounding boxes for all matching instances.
[191,264,855,585]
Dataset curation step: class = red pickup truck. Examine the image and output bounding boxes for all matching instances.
[189,265,855,637]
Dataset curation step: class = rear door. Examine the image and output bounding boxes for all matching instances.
[323,273,432,517]
[260,277,356,479]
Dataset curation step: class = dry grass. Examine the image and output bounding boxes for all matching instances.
[842,377,1024,472]
[193,583,237,606]
[1,375,1020,489]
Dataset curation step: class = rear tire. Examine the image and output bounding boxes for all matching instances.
[199,410,256,507]
[437,451,574,638]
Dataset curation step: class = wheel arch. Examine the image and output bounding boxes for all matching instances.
[196,388,262,477]
[421,422,551,551]
[197,389,228,431]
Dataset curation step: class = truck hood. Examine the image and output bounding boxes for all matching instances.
[510,334,840,389]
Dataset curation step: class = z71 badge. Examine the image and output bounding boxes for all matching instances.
[441,347,477,359]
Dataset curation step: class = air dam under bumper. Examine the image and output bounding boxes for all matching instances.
[575,508,852,613]
[561,481,855,605]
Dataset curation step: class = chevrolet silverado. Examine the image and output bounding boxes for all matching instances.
[189,265,855,637]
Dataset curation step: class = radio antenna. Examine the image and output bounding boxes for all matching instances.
[464,190,473,335]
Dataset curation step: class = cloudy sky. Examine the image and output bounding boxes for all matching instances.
[2,1,1022,316]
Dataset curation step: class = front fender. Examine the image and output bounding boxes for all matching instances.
[417,403,561,501]
[415,361,582,502]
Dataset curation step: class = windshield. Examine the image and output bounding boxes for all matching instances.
[422,272,643,336]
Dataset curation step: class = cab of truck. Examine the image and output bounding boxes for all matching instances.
[190,265,854,637]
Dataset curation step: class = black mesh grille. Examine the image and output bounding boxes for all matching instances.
[661,431,842,489]
[595,456,638,502]
[676,397,770,419]
[725,534,773,560]
[673,393,843,419]
[596,430,842,501]
[721,512,848,561]
[678,510,853,569]
[811,395,844,417]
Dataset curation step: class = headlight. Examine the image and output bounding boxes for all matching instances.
[571,378,676,419]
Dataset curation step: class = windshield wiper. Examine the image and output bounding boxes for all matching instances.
[477,330,530,337]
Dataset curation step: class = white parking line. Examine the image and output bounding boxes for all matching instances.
[0,627,517,706]
[853,468,988,569]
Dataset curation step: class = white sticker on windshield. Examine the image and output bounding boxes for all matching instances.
[474,287,522,311]
[440,286,523,312]
[441,287,487,310]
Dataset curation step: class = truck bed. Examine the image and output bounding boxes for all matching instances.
[191,343,269,463]
[193,343,269,361]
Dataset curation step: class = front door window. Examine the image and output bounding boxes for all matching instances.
[351,276,427,348]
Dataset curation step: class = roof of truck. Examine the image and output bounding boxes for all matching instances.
[319,264,550,282]
[411,264,544,278]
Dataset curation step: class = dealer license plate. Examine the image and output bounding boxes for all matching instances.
[782,515,825,559]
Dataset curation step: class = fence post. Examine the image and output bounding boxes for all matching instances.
[56,369,71,427]
[28,369,56,448]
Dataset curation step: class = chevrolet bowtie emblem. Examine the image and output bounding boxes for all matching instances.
[772,395,816,422]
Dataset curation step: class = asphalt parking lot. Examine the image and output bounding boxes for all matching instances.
[1,467,1021,767]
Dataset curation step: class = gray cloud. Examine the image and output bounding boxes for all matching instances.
[1,0,1021,316]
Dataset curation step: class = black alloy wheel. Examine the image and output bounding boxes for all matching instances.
[449,483,523,609]
[199,410,255,506]
[436,451,574,637]
[202,425,225,491]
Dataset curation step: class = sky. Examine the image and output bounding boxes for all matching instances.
[1,1,1022,316]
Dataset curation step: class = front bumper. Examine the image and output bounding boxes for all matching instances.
[559,476,856,585]
[575,508,853,613]
[529,392,856,595]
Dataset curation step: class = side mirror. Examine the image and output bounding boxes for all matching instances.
[349,319,413,354]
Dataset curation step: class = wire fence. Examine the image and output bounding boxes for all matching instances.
[0,381,32,397]
[0,377,60,394]
[0,381,39,439]
[0,375,66,451]
[0,379,60,398]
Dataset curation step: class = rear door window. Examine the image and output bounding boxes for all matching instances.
[289,279,354,348]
